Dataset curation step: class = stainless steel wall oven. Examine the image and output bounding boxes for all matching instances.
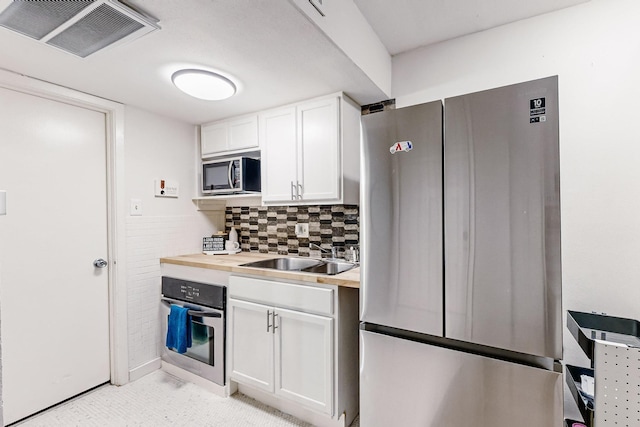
[160,276,226,386]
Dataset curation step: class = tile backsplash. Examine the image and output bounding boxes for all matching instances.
[225,205,359,257]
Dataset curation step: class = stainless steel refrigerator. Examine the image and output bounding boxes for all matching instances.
[360,76,563,426]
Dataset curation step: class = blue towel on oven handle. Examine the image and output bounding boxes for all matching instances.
[166,304,192,354]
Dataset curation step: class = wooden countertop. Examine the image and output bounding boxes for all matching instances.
[160,252,360,289]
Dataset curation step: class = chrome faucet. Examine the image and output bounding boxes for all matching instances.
[309,243,338,259]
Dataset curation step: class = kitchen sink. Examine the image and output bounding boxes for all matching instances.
[300,260,356,275]
[240,257,323,271]
[240,257,356,275]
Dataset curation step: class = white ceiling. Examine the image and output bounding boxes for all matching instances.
[0,0,588,125]
[353,0,589,56]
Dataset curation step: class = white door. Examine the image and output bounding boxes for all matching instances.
[275,307,333,415]
[228,298,274,392]
[0,87,110,425]
[260,107,297,203]
[297,97,340,202]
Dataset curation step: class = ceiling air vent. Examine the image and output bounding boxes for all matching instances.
[0,0,160,58]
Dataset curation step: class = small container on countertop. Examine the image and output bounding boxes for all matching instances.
[229,227,238,243]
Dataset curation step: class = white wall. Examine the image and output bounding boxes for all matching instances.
[0,263,3,427]
[123,106,224,376]
[289,0,392,97]
[392,0,640,418]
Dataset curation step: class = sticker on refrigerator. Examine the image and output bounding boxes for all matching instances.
[529,97,546,123]
[530,116,547,123]
[390,141,413,154]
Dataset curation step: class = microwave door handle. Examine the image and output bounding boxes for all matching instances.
[228,162,234,189]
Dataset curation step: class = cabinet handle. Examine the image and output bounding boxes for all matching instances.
[297,182,303,200]
[267,310,272,332]
[272,312,278,334]
[291,181,296,201]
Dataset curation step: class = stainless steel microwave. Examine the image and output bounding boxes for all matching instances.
[202,157,261,195]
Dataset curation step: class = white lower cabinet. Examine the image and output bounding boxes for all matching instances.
[229,299,333,414]
[228,275,358,425]
[228,299,275,393]
[275,307,333,415]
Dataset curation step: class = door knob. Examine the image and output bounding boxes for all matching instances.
[93,258,108,268]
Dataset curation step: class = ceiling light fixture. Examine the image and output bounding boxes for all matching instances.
[171,69,237,101]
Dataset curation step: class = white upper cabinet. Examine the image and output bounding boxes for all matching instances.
[260,93,360,205]
[297,97,340,202]
[201,114,259,158]
[201,121,227,156]
[259,106,297,202]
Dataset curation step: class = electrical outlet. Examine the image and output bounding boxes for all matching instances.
[295,223,309,238]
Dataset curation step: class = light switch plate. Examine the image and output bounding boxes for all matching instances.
[130,198,142,216]
[155,179,179,198]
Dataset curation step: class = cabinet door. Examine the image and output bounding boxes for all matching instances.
[297,96,340,201]
[260,107,298,203]
[201,121,228,158]
[274,307,334,415]
[228,115,259,151]
[228,298,274,392]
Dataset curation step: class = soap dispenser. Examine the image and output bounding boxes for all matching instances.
[229,226,238,243]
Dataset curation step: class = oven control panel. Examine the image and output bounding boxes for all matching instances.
[161,277,225,310]
[180,282,201,299]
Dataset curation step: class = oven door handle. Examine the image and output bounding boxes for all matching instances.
[188,310,221,318]
[161,297,222,318]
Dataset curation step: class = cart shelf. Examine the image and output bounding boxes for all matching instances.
[566,310,640,427]
[565,364,594,427]
[567,310,640,360]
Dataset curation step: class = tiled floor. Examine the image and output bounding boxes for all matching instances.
[15,370,360,427]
